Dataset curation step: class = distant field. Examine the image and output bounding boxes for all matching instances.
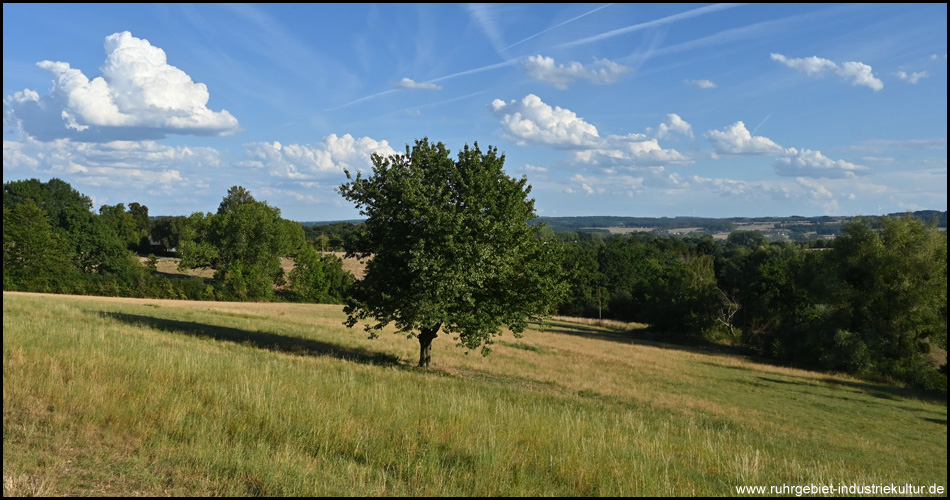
[3,292,946,496]
[142,251,367,281]
[593,227,656,234]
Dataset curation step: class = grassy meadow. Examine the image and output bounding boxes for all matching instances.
[3,291,946,496]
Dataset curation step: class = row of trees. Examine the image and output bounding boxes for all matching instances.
[3,180,351,303]
[556,220,947,390]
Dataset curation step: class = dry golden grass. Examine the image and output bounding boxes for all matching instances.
[322,251,368,279]
[4,291,945,496]
[140,252,368,282]
[549,315,648,331]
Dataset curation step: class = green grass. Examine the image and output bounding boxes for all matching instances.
[3,291,946,496]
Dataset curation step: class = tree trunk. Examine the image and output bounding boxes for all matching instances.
[417,323,441,368]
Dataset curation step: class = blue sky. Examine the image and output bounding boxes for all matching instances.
[3,3,947,222]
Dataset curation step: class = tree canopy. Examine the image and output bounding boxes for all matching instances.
[178,187,306,300]
[338,138,565,367]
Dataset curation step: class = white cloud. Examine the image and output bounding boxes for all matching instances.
[489,94,602,148]
[395,78,443,90]
[240,133,396,179]
[575,134,691,168]
[770,53,837,76]
[795,177,840,213]
[489,95,690,169]
[4,31,239,142]
[690,175,755,196]
[836,61,884,91]
[894,70,929,84]
[521,55,631,89]
[655,113,693,139]
[773,147,868,178]
[255,186,323,205]
[2,140,40,169]
[686,174,858,215]
[771,53,883,91]
[704,121,784,154]
[684,79,717,89]
[569,174,603,196]
[2,136,223,194]
[522,164,548,172]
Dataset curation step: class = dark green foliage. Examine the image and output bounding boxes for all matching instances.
[150,215,190,254]
[2,179,344,306]
[178,188,306,301]
[816,216,947,388]
[3,199,76,290]
[3,178,144,279]
[99,203,142,250]
[554,216,946,390]
[301,221,358,251]
[338,138,566,366]
[288,246,353,303]
[217,185,256,215]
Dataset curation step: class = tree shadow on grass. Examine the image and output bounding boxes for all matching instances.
[547,320,949,406]
[539,320,752,358]
[818,377,947,405]
[100,311,402,367]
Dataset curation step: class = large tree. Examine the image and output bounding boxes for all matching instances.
[338,138,565,367]
[3,199,76,290]
[817,215,947,386]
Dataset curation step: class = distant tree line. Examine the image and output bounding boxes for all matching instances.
[534,212,946,237]
[4,177,946,390]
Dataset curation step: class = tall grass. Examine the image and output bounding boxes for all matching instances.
[3,292,946,496]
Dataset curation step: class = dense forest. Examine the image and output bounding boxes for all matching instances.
[4,178,947,390]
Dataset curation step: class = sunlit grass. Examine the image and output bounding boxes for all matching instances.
[3,291,946,496]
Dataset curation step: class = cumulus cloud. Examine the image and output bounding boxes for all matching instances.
[489,95,690,169]
[4,31,239,142]
[521,55,631,89]
[395,78,442,90]
[773,147,868,178]
[894,70,929,84]
[239,133,396,179]
[704,121,784,154]
[574,134,691,168]
[684,79,717,89]
[2,136,224,192]
[489,94,602,148]
[703,121,867,179]
[655,113,693,139]
[771,53,883,91]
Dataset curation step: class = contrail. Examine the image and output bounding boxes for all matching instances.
[502,3,614,52]
[558,3,744,49]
